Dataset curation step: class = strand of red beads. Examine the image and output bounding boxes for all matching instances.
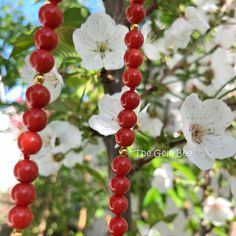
[108,1,146,235]
[8,1,63,235]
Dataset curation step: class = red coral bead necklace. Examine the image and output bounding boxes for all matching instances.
[108,0,146,235]
[8,0,63,235]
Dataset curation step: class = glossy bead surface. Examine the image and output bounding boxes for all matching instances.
[30,49,54,73]
[23,108,47,132]
[122,68,142,88]
[108,217,128,235]
[115,128,135,147]
[124,49,143,68]
[39,3,63,29]
[112,155,132,176]
[110,176,130,195]
[18,131,42,155]
[118,110,137,128]
[109,195,128,215]
[34,27,58,50]
[121,91,140,110]
[14,160,39,183]
[8,206,33,230]
[126,4,146,24]
[11,183,36,206]
[125,29,144,49]
[26,84,50,108]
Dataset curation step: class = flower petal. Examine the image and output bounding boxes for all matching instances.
[201,134,236,159]
[183,143,213,170]
[88,115,120,136]
[63,151,83,168]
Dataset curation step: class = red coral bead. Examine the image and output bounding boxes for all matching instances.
[23,108,48,132]
[122,68,142,88]
[14,160,39,183]
[34,27,58,51]
[18,131,42,155]
[130,0,145,4]
[26,84,50,108]
[118,110,137,128]
[124,49,143,67]
[8,206,33,230]
[30,49,54,73]
[115,128,135,147]
[110,176,130,195]
[109,195,128,215]
[125,29,144,49]
[108,217,128,235]
[49,0,62,4]
[121,91,140,110]
[11,183,36,206]
[126,4,146,24]
[39,3,63,29]
[111,155,132,176]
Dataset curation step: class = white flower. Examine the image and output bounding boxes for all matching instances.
[89,89,163,137]
[139,105,163,138]
[197,48,235,97]
[73,13,128,70]
[142,21,167,61]
[204,196,234,226]
[152,164,173,193]
[185,6,210,34]
[0,111,10,131]
[164,18,192,51]
[22,56,64,102]
[194,0,218,13]
[181,94,236,170]
[34,121,82,176]
[215,25,236,49]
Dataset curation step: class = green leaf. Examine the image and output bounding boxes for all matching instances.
[63,8,89,28]
[171,162,196,181]
[10,29,36,57]
[163,213,177,223]
[143,187,162,207]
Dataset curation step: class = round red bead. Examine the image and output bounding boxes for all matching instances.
[118,110,137,128]
[124,49,143,68]
[39,3,63,29]
[18,131,42,155]
[110,176,130,195]
[30,49,54,73]
[49,0,62,4]
[23,108,47,132]
[125,29,144,49]
[34,27,58,51]
[121,91,140,110]
[122,68,142,88]
[130,0,145,3]
[11,183,36,206]
[112,156,132,176]
[109,195,128,215]
[108,217,128,235]
[8,206,33,230]
[115,128,135,147]
[126,4,146,24]
[26,84,50,108]
[14,160,39,183]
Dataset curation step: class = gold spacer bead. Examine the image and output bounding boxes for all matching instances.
[130,24,139,30]
[11,230,23,236]
[34,73,45,84]
[119,148,128,156]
